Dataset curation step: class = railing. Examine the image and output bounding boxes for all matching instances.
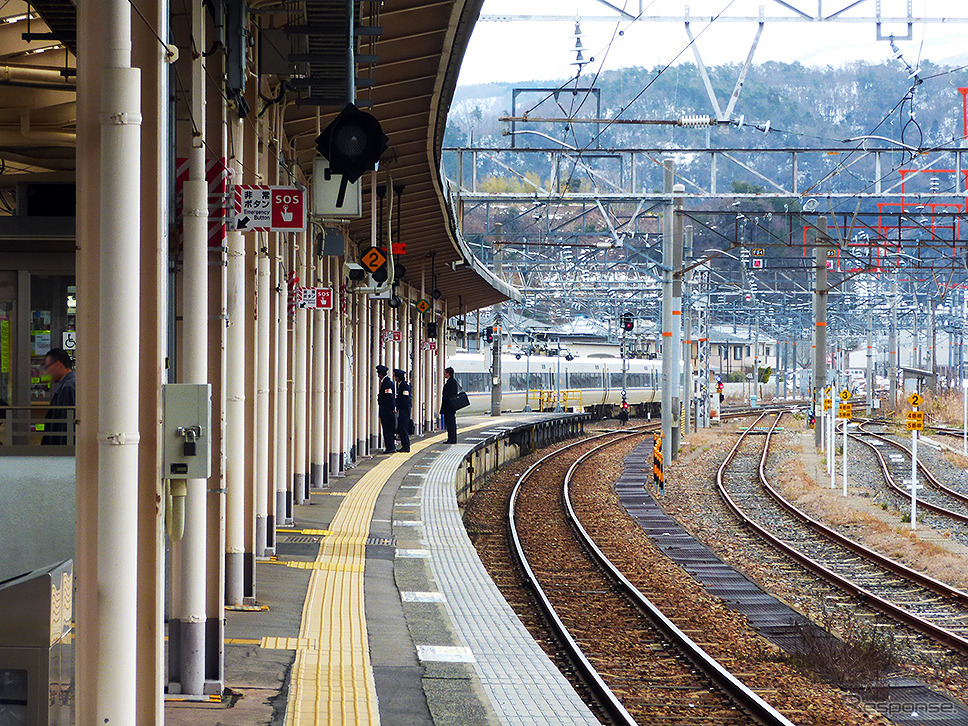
[0,405,76,454]
[535,389,584,413]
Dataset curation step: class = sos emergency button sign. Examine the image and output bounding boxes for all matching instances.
[233,186,305,231]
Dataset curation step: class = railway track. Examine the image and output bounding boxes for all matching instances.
[508,422,796,726]
[850,421,968,525]
[719,412,968,655]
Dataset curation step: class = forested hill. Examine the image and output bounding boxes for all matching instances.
[446,60,968,152]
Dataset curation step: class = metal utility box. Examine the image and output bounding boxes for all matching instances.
[0,560,74,725]
[162,383,212,480]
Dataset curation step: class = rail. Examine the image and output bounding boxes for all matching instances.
[508,417,796,726]
[851,422,968,523]
[717,412,968,655]
[0,405,76,454]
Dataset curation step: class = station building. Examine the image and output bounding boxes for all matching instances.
[0,0,524,722]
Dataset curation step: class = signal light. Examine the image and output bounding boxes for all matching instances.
[484,326,494,344]
[621,313,634,332]
[427,321,438,339]
[314,103,388,184]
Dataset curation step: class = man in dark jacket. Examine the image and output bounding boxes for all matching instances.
[42,348,76,445]
[393,368,412,452]
[439,366,458,444]
[376,364,397,453]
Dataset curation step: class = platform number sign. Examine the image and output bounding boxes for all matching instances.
[907,393,923,408]
[415,299,430,314]
[839,389,850,401]
[823,398,832,411]
[906,410,924,431]
[360,246,388,274]
[838,402,852,419]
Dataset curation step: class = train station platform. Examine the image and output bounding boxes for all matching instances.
[166,411,594,726]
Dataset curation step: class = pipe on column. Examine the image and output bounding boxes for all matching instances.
[96,0,141,718]
[340,314,350,470]
[224,117,246,605]
[293,234,308,503]
[310,253,326,487]
[255,239,271,553]
[323,257,334,479]
[275,238,292,522]
[370,301,380,451]
[356,296,366,458]
[328,258,342,476]
[361,295,372,456]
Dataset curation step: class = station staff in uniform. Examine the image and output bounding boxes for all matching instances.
[393,368,412,452]
[440,366,459,444]
[376,364,397,453]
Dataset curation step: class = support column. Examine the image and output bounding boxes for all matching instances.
[350,295,361,463]
[225,117,246,605]
[292,234,308,503]
[682,225,693,434]
[661,160,675,464]
[890,276,898,410]
[662,159,683,464]
[866,310,874,417]
[813,217,829,448]
[329,265,342,475]
[255,237,271,553]
[79,0,145,717]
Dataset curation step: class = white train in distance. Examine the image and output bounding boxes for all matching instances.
[447,351,664,418]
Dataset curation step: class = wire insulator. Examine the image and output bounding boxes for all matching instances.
[679,115,714,128]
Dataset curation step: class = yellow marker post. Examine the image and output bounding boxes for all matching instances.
[906,401,922,530]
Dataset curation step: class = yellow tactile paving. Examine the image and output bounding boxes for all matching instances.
[283,420,503,726]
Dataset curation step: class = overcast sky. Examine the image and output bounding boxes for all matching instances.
[457,0,968,86]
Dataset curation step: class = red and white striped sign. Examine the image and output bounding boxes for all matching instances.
[175,156,229,248]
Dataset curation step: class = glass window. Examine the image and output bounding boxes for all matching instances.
[0,668,28,724]
[30,275,76,403]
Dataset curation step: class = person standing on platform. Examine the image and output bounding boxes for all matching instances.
[440,366,459,444]
[42,348,76,446]
[393,368,412,452]
[376,364,397,453]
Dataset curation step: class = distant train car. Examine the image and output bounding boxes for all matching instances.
[447,352,662,418]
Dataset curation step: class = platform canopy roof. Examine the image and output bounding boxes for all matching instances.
[271,0,516,311]
[2,0,515,311]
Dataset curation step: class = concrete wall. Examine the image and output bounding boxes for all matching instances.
[0,457,75,582]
